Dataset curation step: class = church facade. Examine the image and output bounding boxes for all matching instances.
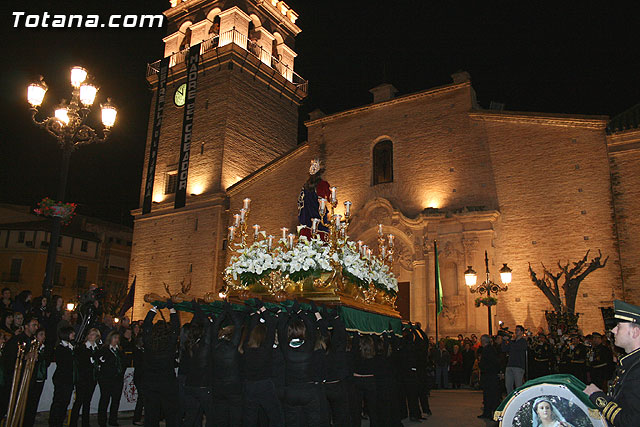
[130,0,639,335]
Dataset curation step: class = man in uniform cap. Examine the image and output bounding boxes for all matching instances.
[584,300,640,426]
[590,331,613,392]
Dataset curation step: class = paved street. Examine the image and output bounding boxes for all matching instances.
[33,389,498,426]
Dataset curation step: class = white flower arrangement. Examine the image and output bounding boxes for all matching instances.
[225,240,280,285]
[225,235,399,295]
[277,236,333,281]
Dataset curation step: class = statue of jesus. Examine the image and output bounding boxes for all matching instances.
[298,158,330,240]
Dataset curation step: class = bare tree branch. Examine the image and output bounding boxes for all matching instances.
[529,262,562,312]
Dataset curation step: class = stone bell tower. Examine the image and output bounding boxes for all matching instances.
[130,0,307,314]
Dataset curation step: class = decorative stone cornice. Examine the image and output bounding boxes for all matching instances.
[469,110,608,129]
[131,191,227,220]
[305,82,471,127]
[607,128,640,154]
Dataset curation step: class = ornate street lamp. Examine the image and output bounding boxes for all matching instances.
[27,66,117,298]
[465,250,512,335]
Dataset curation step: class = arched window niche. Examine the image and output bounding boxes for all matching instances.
[372,139,393,185]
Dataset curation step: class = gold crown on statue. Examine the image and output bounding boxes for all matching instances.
[309,158,323,175]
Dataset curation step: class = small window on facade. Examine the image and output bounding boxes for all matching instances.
[80,240,88,252]
[372,140,393,185]
[9,259,22,282]
[76,266,88,288]
[165,172,178,194]
[18,232,25,243]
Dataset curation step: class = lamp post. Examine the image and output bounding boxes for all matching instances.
[464,250,512,335]
[27,66,117,299]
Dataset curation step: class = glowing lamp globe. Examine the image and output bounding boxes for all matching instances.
[499,263,513,285]
[66,302,76,311]
[27,80,48,107]
[55,107,70,125]
[70,66,88,88]
[101,98,117,128]
[464,265,477,287]
[79,83,98,106]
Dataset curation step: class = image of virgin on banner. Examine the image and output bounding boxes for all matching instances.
[494,376,607,427]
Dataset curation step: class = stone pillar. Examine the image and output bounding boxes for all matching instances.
[189,20,211,53]
[218,6,251,49]
[163,32,182,58]
[255,27,275,65]
[411,259,428,328]
[277,43,297,82]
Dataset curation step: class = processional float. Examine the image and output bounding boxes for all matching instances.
[145,187,402,332]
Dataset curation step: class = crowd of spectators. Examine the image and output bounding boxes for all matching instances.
[0,284,622,426]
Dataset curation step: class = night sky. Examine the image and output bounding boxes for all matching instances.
[1,1,638,226]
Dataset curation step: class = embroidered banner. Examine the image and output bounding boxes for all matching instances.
[142,57,169,214]
[175,43,200,209]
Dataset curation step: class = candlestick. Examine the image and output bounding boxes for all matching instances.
[388,234,395,247]
[287,233,295,249]
[357,240,363,253]
[281,227,288,240]
[366,248,372,260]
[252,224,260,240]
[243,198,251,210]
[319,198,327,215]
[239,208,247,224]
[381,245,387,259]
[339,224,346,239]
[311,218,320,234]
[233,214,241,227]
[334,214,342,227]
[330,187,337,204]
[378,224,384,237]
[267,235,274,251]
[344,200,352,217]
[228,226,236,242]
[361,244,368,257]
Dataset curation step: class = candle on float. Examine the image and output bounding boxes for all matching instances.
[388,234,395,247]
[378,224,384,237]
[344,200,352,217]
[287,234,295,249]
[319,198,327,215]
[311,218,320,234]
[243,198,251,210]
[239,208,247,223]
[357,240,364,253]
[267,235,274,251]
[281,227,289,240]
[330,187,337,204]
[233,214,241,227]
[252,224,260,239]
[228,226,236,242]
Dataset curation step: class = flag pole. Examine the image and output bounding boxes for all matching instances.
[434,240,439,343]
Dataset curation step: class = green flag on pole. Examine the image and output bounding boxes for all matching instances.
[434,241,444,315]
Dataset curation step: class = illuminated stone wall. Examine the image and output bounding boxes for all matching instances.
[224,77,625,333]
[609,129,640,305]
[476,113,622,330]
